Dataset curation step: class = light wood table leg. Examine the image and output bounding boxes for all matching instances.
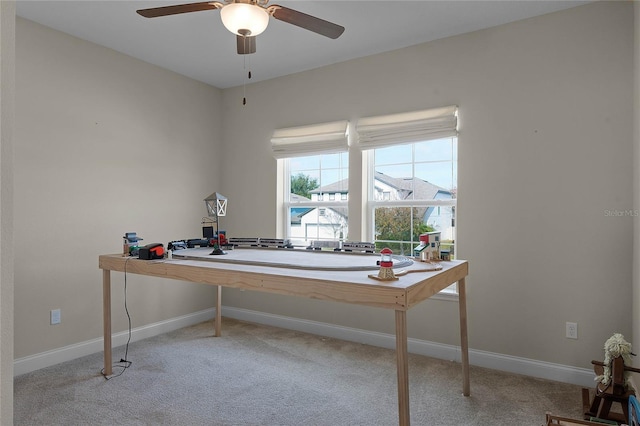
[214,285,222,337]
[458,277,470,396]
[395,309,410,426]
[103,269,112,376]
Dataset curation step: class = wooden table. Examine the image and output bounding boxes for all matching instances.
[99,249,470,426]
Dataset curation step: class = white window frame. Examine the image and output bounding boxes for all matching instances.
[364,138,458,296]
[276,107,459,297]
[282,155,350,245]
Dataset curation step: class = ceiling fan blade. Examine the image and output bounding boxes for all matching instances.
[270,5,344,39]
[237,35,256,55]
[137,2,222,18]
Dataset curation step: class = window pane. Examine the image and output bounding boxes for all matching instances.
[290,155,320,172]
[288,206,348,244]
[320,168,348,195]
[374,144,412,165]
[375,164,413,180]
[374,206,414,255]
[289,152,349,202]
[373,138,457,201]
[319,152,348,169]
[374,206,456,258]
[286,151,349,244]
[414,138,454,162]
[414,162,456,191]
[370,137,457,264]
[290,170,319,200]
[374,164,413,201]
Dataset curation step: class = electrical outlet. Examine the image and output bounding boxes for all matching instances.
[51,309,61,325]
[566,322,578,339]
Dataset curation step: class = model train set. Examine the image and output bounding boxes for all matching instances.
[124,230,448,279]
[163,236,377,254]
[122,193,450,278]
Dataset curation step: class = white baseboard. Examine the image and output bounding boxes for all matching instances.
[13,308,216,376]
[14,305,595,388]
[221,306,596,388]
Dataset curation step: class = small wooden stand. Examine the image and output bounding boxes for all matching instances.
[582,356,640,424]
[368,265,443,281]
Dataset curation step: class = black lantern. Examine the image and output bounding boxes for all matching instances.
[204,192,227,255]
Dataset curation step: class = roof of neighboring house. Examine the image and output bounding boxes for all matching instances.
[309,180,348,194]
[291,173,451,224]
[289,194,313,224]
[322,206,348,219]
[290,208,314,224]
[289,193,349,221]
[292,206,348,222]
[290,193,310,202]
[308,172,452,200]
[374,172,452,200]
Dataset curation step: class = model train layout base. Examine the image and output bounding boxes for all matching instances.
[170,246,413,271]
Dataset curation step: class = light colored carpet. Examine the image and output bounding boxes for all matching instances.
[14,318,586,425]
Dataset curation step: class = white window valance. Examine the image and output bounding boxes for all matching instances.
[271,120,349,159]
[356,105,457,149]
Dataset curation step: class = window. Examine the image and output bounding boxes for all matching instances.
[274,106,458,294]
[271,120,349,247]
[284,152,349,245]
[367,137,457,258]
[358,106,458,294]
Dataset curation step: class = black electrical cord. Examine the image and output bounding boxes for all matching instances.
[101,256,133,380]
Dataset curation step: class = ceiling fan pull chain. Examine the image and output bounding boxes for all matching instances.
[242,48,248,105]
[246,46,253,82]
[242,44,253,106]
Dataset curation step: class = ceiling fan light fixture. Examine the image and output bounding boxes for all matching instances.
[220,3,269,36]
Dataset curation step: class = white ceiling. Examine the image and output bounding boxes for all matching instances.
[16,0,592,89]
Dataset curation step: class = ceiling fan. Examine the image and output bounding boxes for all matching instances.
[136,0,345,55]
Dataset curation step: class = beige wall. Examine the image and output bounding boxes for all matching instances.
[14,18,223,358]
[0,1,15,423]
[220,1,635,368]
[6,0,637,393]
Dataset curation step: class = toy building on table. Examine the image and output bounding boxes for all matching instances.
[413,231,437,260]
